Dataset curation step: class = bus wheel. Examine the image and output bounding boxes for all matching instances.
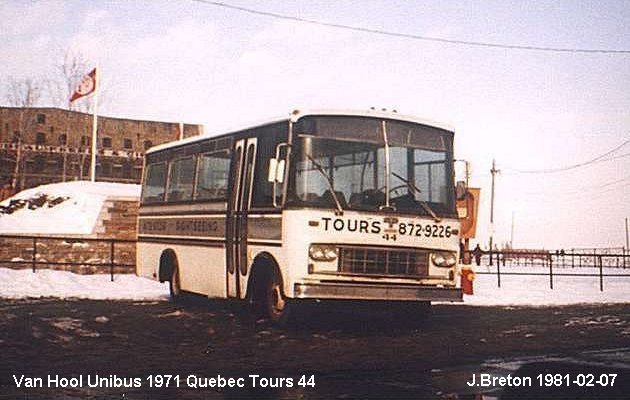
[169,266,182,302]
[261,272,290,324]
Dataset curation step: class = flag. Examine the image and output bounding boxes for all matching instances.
[69,68,97,102]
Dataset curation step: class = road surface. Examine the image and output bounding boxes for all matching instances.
[1,298,629,399]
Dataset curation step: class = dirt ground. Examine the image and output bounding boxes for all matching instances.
[1,298,629,399]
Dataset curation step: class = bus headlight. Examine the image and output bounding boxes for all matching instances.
[431,251,457,268]
[309,244,338,262]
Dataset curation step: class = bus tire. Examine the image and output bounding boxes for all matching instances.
[265,272,290,323]
[169,266,182,302]
[252,267,291,324]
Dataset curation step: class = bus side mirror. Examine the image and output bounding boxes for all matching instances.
[455,180,467,200]
[267,158,285,183]
[457,187,480,239]
[267,159,277,182]
[271,142,290,208]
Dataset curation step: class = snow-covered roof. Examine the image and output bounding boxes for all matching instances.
[0,181,140,236]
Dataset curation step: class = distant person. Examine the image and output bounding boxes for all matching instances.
[472,244,483,266]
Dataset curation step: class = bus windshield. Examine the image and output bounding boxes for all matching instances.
[290,133,456,217]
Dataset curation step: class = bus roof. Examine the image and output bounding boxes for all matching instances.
[146,109,454,155]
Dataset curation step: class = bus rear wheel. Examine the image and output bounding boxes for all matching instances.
[169,266,182,302]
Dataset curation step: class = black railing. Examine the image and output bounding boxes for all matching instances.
[465,249,630,291]
[0,234,136,282]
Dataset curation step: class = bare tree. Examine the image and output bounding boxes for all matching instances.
[45,49,92,180]
[46,49,90,111]
[6,78,41,108]
[44,48,112,117]
[4,77,43,191]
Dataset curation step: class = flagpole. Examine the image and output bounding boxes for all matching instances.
[90,66,99,182]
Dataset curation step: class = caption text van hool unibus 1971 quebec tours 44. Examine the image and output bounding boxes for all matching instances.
[136,109,475,322]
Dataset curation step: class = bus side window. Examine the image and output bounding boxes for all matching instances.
[141,162,167,203]
[195,150,231,201]
[166,157,195,202]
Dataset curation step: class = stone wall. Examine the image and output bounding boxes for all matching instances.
[96,199,139,240]
[0,199,139,274]
[0,236,136,274]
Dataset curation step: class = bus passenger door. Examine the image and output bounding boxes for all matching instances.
[227,138,257,298]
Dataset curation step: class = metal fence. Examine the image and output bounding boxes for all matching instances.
[3,233,630,292]
[466,249,630,291]
[0,234,136,281]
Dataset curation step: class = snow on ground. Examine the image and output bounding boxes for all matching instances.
[2,183,627,305]
[1,264,629,304]
[0,181,140,235]
[0,268,168,300]
[464,264,630,306]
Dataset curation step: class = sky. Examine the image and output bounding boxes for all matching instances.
[1,0,630,250]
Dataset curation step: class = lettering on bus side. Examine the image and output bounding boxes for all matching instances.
[140,219,167,233]
[174,219,219,234]
[139,218,223,236]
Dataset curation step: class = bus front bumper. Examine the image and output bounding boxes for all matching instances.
[293,281,463,302]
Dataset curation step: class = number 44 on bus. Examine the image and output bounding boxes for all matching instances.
[136,109,477,323]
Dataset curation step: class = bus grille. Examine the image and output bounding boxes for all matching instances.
[338,246,429,278]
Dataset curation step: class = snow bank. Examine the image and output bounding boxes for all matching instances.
[463,265,630,306]
[0,268,168,300]
[0,181,140,235]
[1,264,629,304]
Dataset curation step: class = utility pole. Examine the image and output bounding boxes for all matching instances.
[510,211,515,248]
[464,160,471,188]
[625,217,629,250]
[489,159,500,265]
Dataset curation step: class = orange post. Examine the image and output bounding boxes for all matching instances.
[460,266,475,295]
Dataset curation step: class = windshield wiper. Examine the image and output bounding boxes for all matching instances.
[381,121,392,209]
[304,153,344,215]
[391,171,441,222]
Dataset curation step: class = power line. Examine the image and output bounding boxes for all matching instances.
[599,151,630,163]
[191,0,630,55]
[550,179,630,201]
[517,176,630,197]
[504,137,630,175]
[467,149,630,181]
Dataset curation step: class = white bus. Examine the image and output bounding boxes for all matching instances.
[137,109,464,321]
